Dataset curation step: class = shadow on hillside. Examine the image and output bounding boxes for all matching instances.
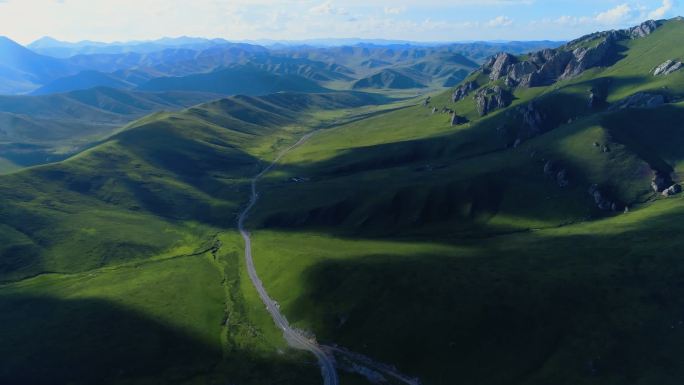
[0,294,319,385]
[287,209,684,385]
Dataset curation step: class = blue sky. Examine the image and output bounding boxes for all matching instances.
[0,0,681,44]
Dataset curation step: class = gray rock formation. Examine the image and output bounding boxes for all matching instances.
[611,92,666,110]
[629,20,660,38]
[423,96,431,106]
[651,171,672,193]
[452,81,478,102]
[475,86,511,116]
[478,21,662,90]
[519,102,546,138]
[662,184,682,197]
[451,114,468,126]
[488,53,518,81]
[653,59,683,76]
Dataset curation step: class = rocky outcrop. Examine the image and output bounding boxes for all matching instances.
[588,184,621,211]
[652,171,672,193]
[451,114,468,126]
[481,39,616,88]
[629,20,660,38]
[519,102,546,138]
[488,53,518,81]
[662,184,682,197]
[653,59,683,76]
[479,20,663,89]
[423,96,431,106]
[610,92,666,110]
[475,86,511,116]
[452,81,478,102]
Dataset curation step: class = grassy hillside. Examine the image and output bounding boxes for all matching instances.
[234,18,684,385]
[0,91,396,385]
[0,87,222,171]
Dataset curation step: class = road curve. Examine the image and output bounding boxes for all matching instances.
[238,133,339,385]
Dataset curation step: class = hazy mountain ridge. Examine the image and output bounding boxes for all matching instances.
[0,35,562,95]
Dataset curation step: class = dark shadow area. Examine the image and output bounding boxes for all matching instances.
[288,208,684,385]
[0,294,320,385]
[0,294,220,385]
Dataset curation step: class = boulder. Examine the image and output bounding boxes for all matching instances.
[662,184,682,197]
[451,114,468,126]
[651,171,672,193]
[475,86,511,116]
[653,59,684,76]
[452,81,478,102]
[423,96,431,106]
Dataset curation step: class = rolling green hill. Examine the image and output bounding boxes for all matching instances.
[2,17,684,385]
[0,91,392,385]
[0,87,221,171]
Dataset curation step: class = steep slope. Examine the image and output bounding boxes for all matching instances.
[0,36,76,94]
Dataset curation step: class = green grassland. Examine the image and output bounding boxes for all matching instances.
[240,18,684,385]
[3,18,684,385]
[0,91,395,385]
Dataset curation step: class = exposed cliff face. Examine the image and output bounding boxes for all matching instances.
[475,86,512,116]
[478,20,663,89]
[452,81,478,102]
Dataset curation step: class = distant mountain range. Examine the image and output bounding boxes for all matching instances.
[0,35,563,96]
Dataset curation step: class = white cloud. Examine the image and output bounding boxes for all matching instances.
[309,1,348,16]
[384,6,406,15]
[486,15,513,27]
[595,3,633,25]
[649,0,674,19]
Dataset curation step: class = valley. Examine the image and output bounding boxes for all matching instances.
[1,9,684,385]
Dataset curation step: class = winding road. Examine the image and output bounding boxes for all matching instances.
[237,133,339,385]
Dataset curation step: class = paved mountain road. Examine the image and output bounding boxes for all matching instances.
[237,133,339,385]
